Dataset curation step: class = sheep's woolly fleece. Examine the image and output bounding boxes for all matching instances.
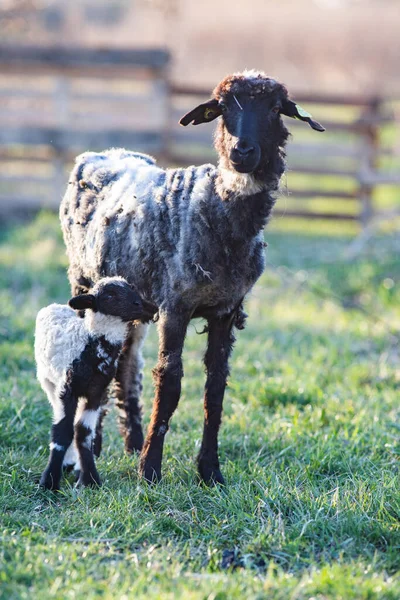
[213,69,283,98]
[61,147,274,316]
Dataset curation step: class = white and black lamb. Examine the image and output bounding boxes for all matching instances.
[60,70,324,485]
[35,276,154,490]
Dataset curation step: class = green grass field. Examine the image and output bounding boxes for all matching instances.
[0,211,399,599]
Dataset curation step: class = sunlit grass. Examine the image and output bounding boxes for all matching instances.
[0,212,399,599]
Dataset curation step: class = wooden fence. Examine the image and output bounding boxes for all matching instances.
[0,44,399,225]
[0,45,170,211]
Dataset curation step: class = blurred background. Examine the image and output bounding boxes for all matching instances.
[0,0,399,228]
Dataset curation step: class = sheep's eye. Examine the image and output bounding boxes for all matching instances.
[219,102,227,112]
[271,106,280,114]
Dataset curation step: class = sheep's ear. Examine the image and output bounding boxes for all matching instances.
[68,294,95,311]
[281,100,325,132]
[179,99,222,126]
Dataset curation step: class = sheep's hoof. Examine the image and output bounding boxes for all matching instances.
[197,459,225,486]
[139,461,162,484]
[76,471,101,488]
[39,470,60,492]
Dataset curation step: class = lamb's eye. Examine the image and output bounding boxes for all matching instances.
[219,102,227,112]
[272,106,280,114]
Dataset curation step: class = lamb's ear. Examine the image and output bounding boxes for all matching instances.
[179,99,222,126]
[281,100,325,132]
[68,294,95,311]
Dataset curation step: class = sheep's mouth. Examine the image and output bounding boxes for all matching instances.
[229,147,261,174]
[231,162,257,174]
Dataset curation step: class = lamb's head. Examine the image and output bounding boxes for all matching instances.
[180,70,324,178]
[68,277,155,322]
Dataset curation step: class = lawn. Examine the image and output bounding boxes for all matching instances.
[0,211,399,599]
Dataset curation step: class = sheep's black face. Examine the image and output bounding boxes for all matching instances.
[179,71,324,180]
[218,88,288,174]
[213,75,292,176]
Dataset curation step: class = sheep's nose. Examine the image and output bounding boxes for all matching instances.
[234,142,255,158]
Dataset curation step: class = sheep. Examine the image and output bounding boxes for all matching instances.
[60,70,324,485]
[35,276,155,490]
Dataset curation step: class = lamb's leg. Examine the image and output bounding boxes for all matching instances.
[74,397,101,487]
[40,384,77,491]
[62,442,79,474]
[114,323,148,454]
[197,313,236,485]
[139,311,189,483]
[93,403,108,459]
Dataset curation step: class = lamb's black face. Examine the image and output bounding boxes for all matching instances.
[69,278,156,322]
[95,281,144,322]
[218,89,287,174]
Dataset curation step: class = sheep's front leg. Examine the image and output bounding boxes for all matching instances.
[74,397,101,487]
[139,311,189,483]
[40,385,77,491]
[197,313,235,485]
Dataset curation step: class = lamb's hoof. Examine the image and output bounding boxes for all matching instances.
[198,459,225,486]
[39,470,60,492]
[76,471,101,488]
[62,463,75,474]
[139,460,162,484]
[124,425,144,454]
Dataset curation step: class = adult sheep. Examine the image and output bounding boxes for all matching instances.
[60,70,324,485]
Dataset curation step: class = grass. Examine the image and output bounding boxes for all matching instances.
[0,211,399,599]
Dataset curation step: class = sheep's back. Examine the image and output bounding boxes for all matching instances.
[60,148,220,305]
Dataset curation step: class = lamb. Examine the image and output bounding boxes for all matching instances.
[60,70,324,485]
[35,276,155,490]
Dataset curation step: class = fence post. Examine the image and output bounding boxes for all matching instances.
[358,96,381,227]
[52,75,70,204]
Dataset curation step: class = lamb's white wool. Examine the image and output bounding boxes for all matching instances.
[35,304,88,385]
[79,409,99,432]
[63,442,79,468]
[75,399,98,430]
[85,311,128,346]
[50,395,66,424]
[219,168,264,196]
[50,442,64,451]
[75,402,100,449]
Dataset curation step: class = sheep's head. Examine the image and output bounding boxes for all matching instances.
[68,277,156,322]
[180,70,324,177]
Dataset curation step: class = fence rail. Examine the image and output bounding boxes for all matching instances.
[0,44,399,225]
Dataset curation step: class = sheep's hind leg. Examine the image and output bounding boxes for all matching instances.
[40,384,77,491]
[114,323,148,454]
[139,310,189,483]
[197,313,236,485]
